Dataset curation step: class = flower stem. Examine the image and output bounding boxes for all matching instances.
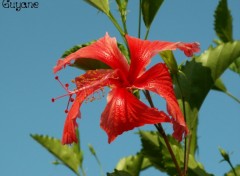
[138,0,142,38]
[228,160,237,176]
[144,28,150,40]
[108,12,127,45]
[175,75,189,176]
[143,90,183,176]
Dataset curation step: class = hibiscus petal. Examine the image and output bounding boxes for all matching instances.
[100,87,171,143]
[126,35,200,83]
[62,69,120,144]
[62,99,79,144]
[133,63,188,141]
[53,33,129,75]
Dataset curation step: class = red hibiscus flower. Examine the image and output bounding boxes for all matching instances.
[53,33,200,144]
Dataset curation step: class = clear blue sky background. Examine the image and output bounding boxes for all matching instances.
[0,1,240,176]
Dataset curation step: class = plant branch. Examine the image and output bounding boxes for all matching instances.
[175,75,189,176]
[228,160,237,176]
[108,12,127,45]
[144,28,150,40]
[143,90,183,176]
[138,0,142,38]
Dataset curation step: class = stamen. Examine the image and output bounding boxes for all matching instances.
[52,76,75,114]
[54,76,70,93]
[66,95,73,112]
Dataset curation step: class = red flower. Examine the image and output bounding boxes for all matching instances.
[53,33,200,144]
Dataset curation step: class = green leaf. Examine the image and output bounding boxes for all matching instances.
[225,165,240,176]
[175,41,240,155]
[213,78,240,104]
[212,77,227,92]
[61,42,129,70]
[141,0,164,29]
[139,131,213,176]
[116,153,151,176]
[229,56,240,75]
[84,0,110,15]
[61,42,110,71]
[214,0,233,42]
[107,169,132,176]
[31,134,81,175]
[159,50,178,75]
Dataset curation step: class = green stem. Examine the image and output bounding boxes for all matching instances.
[76,128,86,176]
[80,166,86,176]
[144,28,150,40]
[138,0,142,38]
[94,155,104,176]
[228,160,237,176]
[108,12,127,45]
[225,91,240,104]
[121,14,128,34]
[176,76,189,176]
[143,90,183,176]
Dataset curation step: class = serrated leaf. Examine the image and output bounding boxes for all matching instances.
[213,78,240,103]
[61,42,129,70]
[31,134,81,175]
[212,78,227,92]
[139,131,213,176]
[225,165,240,176]
[107,169,132,176]
[214,0,233,42]
[61,42,110,71]
[229,56,240,74]
[175,41,240,155]
[141,0,164,29]
[84,0,110,15]
[116,153,151,176]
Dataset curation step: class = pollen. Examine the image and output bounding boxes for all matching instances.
[85,88,105,103]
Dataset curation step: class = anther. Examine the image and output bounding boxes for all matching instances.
[55,76,59,80]
[51,98,55,102]
[64,109,69,113]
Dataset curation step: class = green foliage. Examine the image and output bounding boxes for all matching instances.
[61,42,110,71]
[84,0,110,15]
[159,50,178,75]
[61,42,129,70]
[139,131,213,176]
[141,0,164,29]
[107,170,132,176]
[175,41,240,155]
[115,153,151,176]
[229,57,240,75]
[214,0,240,75]
[225,165,240,176]
[31,134,82,175]
[213,78,240,103]
[214,0,233,42]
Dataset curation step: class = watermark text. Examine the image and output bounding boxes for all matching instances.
[2,0,39,12]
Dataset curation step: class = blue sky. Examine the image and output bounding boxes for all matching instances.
[0,1,240,176]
